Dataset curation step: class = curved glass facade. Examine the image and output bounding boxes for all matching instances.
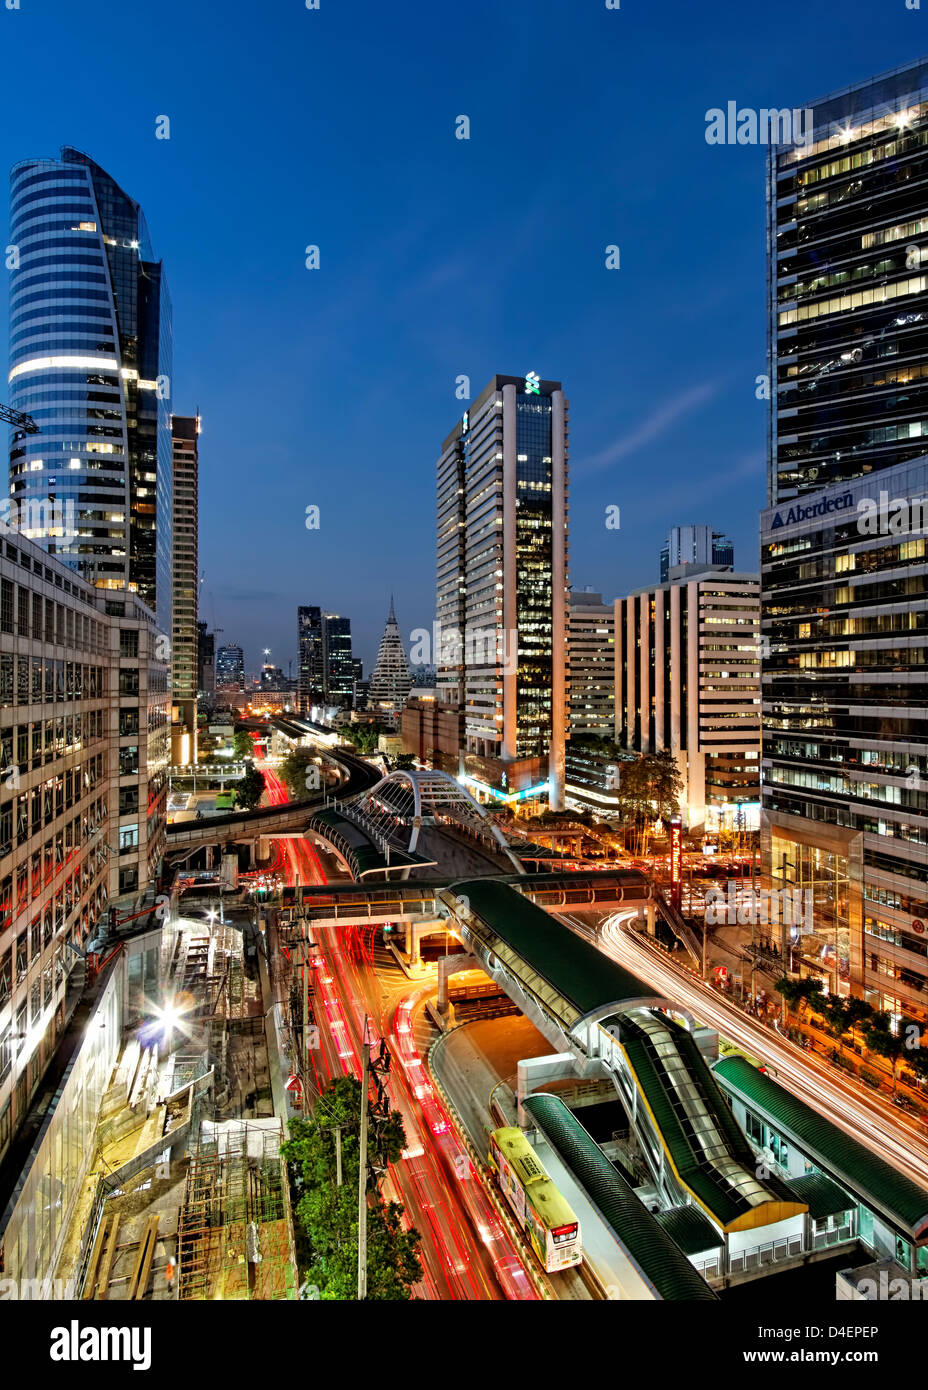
[7,148,172,629]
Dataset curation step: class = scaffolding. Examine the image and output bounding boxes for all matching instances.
[177,1122,298,1300]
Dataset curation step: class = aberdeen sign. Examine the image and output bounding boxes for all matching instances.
[770,491,854,529]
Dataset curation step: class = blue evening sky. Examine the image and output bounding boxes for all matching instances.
[2,0,925,676]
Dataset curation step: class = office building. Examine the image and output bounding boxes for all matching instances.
[197,621,215,701]
[216,643,244,692]
[660,526,734,583]
[0,528,168,1174]
[615,570,762,834]
[8,147,173,630]
[568,588,615,738]
[367,598,410,727]
[436,373,569,809]
[322,614,353,706]
[763,58,928,1010]
[297,606,324,713]
[170,415,198,764]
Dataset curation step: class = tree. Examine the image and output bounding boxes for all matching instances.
[282,1076,423,1299]
[279,747,323,800]
[775,975,823,1023]
[614,757,655,855]
[235,763,266,810]
[340,723,386,755]
[864,1012,907,1095]
[390,752,416,772]
[232,730,254,760]
[647,750,683,823]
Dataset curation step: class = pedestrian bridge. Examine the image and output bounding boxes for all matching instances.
[347,769,525,874]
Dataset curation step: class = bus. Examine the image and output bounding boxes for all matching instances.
[488,1127,581,1272]
[215,791,235,811]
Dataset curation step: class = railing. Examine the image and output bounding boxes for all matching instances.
[728,1234,804,1275]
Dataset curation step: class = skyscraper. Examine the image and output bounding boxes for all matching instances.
[660,525,734,583]
[7,148,173,630]
[367,598,411,727]
[322,614,353,706]
[762,58,928,1013]
[436,373,569,809]
[170,415,198,762]
[297,605,324,713]
[216,643,244,692]
[197,620,215,700]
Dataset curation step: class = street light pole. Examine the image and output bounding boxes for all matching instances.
[358,1024,370,1301]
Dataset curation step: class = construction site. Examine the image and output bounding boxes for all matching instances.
[57,900,299,1302]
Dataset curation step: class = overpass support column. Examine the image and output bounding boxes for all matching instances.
[405,921,421,968]
[646,901,656,936]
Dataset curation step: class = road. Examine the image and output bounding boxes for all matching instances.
[559,910,928,1192]
[261,769,536,1300]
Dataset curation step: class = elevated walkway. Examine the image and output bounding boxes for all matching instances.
[440,878,807,1238]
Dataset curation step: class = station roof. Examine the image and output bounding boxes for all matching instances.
[307,808,429,879]
[449,878,656,1029]
[713,1055,928,1240]
[523,1093,718,1301]
[653,1204,723,1256]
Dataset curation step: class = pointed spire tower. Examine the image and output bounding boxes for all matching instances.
[367,596,411,727]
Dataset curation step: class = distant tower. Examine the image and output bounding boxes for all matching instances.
[367,597,411,727]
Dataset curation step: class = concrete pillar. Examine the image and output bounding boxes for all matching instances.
[647,901,656,936]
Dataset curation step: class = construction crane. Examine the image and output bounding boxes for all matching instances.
[0,402,38,434]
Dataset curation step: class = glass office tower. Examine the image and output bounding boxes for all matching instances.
[8,148,173,631]
[297,605,324,713]
[763,60,928,1018]
[436,374,569,809]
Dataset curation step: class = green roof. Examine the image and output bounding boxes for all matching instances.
[653,1205,724,1256]
[790,1173,855,1222]
[523,1093,718,1301]
[713,1055,928,1238]
[450,878,655,1019]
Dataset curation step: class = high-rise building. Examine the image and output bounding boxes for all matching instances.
[216,643,244,692]
[367,598,411,727]
[322,614,353,706]
[660,526,734,583]
[436,373,569,809]
[197,621,215,701]
[8,148,173,631]
[615,569,762,834]
[762,59,928,1012]
[568,588,615,738]
[170,415,198,763]
[297,605,324,713]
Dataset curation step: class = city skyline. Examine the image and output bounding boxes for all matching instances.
[2,0,928,1336]
[4,1,928,669]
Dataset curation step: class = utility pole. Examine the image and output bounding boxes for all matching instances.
[358,1024,370,1300]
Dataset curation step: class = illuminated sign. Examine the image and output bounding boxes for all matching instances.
[524,371,540,395]
[769,491,853,530]
[670,816,682,910]
[460,775,551,804]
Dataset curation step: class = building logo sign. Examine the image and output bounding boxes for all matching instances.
[770,491,853,529]
[524,371,540,395]
[670,816,682,911]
